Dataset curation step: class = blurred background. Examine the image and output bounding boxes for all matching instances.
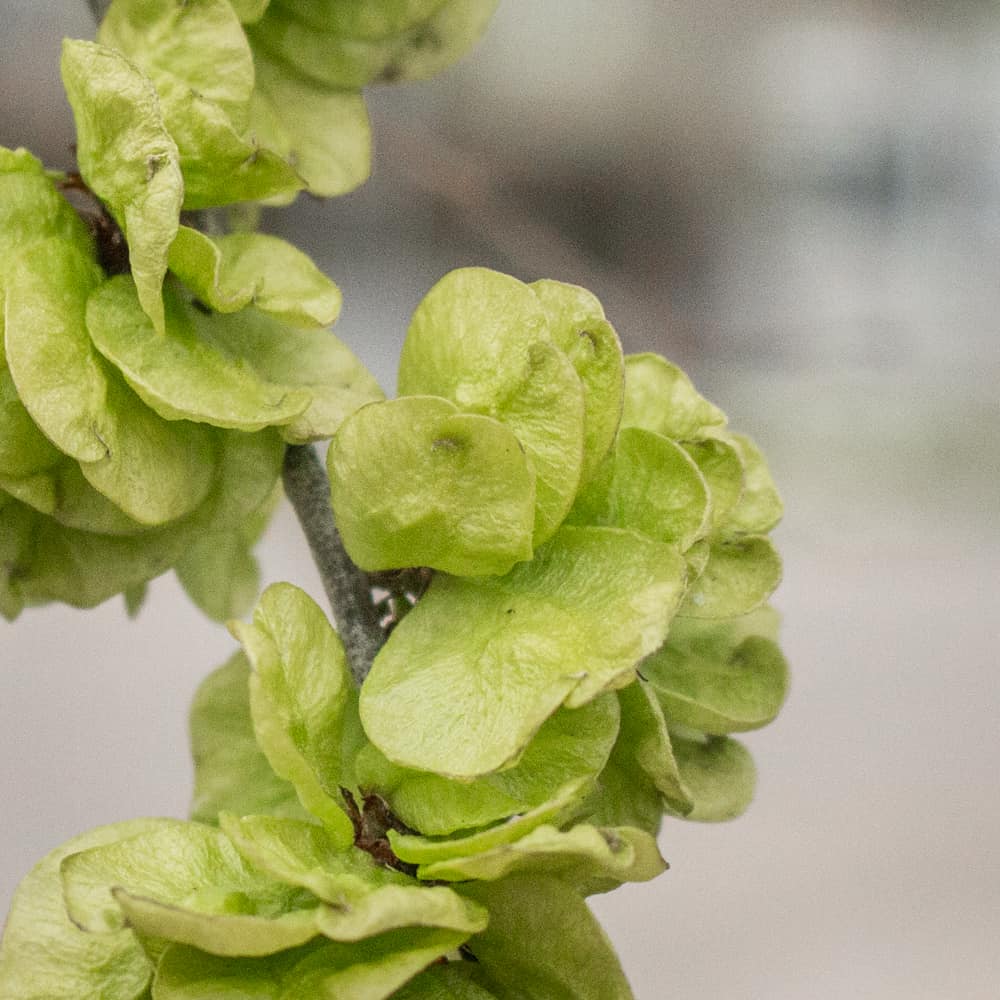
[2,1,998,996]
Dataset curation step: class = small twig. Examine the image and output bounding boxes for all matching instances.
[86,0,112,25]
[282,444,384,684]
[377,119,678,352]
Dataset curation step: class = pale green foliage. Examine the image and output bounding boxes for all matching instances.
[529,278,624,484]
[1,496,184,610]
[189,653,307,823]
[174,455,278,622]
[355,697,618,834]
[173,428,285,619]
[0,821,160,1000]
[6,236,122,463]
[3,421,277,615]
[219,814,408,902]
[61,39,183,333]
[0,366,62,481]
[682,436,744,531]
[586,680,694,826]
[0,148,93,279]
[398,268,587,546]
[100,0,255,125]
[678,535,783,618]
[248,0,497,89]
[720,430,784,533]
[0,457,147,535]
[0,497,29,619]
[330,395,536,576]
[360,525,687,777]
[388,779,592,865]
[0,141,376,617]
[86,276,380,441]
[325,266,787,845]
[229,0,272,24]
[392,964,498,999]
[58,811,484,958]
[0,396,282,615]
[249,55,372,199]
[1,149,95,480]
[382,0,498,80]
[282,0,452,41]
[61,820,322,955]
[398,823,666,894]
[461,876,634,999]
[231,583,361,845]
[3,242,789,995]
[585,671,769,828]
[87,0,493,210]
[221,816,488,940]
[331,267,783,643]
[7,240,215,523]
[333,270,628,574]
[168,227,343,327]
[152,932,477,1000]
[175,529,262,623]
[1,0,792,991]
[667,735,758,822]
[567,426,711,549]
[643,610,789,734]
[97,0,301,209]
[613,350,785,623]
[621,352,726,440]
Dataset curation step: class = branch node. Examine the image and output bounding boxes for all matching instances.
[282,444,384,684]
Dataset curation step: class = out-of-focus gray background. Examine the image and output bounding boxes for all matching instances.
[2,2,998,996]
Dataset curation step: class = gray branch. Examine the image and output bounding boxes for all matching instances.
[86,0,112,24]
[282,444,384,685]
